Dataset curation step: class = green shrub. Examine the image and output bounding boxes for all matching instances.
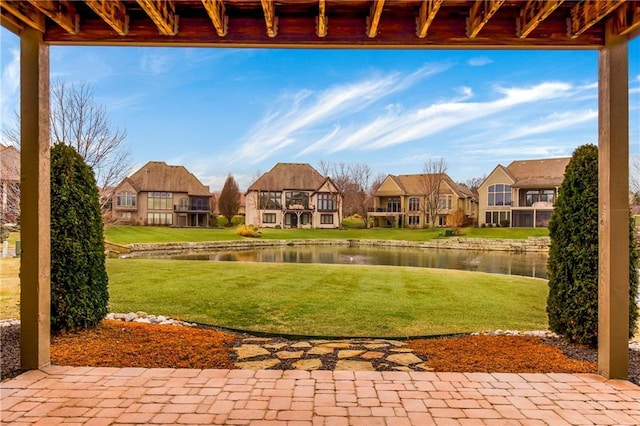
[546,144,639,347]
[236,224,260,238]
[50,143,108,332]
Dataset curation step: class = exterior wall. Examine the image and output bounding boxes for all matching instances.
[478,167,514,227]
[112,181,138,224]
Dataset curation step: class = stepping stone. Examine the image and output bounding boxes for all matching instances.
[337,350,365,359]
[236,359,280,370]
[264,343,288,350]
[293,359,323,370]
[385,340,406,347]
[390,348,414,353]
[276,351,304,360]
[291,341,312,348]
[243,337,272,342]
[361,351,385,360]
[307,347,333,356]
[364,343,388,350]
[235,345,271,359]
[319,342,352,349]
[335,360,375,371]
[386,353,423,366]
[416,363,434,371]
[393,366,414,372]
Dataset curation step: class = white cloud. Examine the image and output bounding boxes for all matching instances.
[500,110,597,141]
[140,51,171,76]
[467,56,493,67]
[0,48,20,122]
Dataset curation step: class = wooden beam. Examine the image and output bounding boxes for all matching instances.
[201,0,227,37]
[0,8,24,34]
[569,0,625,39]
[260,0,277,38]
[416,0,443,38]
[28,0,79,35]
[598,21,629,379]
[609,1,640,36]
[316,0,327,38]
[467,0,505,38]
[20,27,51,371]
[366,0,385,38]
[136,0,178,36]
[85,0,129,36]
[517,0,563,39]
[0,0,45,32]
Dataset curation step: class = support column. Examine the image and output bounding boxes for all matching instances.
[20,28,50,370]
[598,25,629,379]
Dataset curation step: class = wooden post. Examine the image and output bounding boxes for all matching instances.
[20,28,51,370]
[597,24,629,379]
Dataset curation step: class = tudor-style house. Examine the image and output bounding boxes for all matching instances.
[245,163,341,229]
[478,157,570,228]
[368,173,478,228]
[111,161,212,227]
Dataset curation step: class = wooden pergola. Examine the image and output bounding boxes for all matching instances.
[2,0,638,379]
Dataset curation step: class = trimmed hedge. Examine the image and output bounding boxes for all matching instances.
[547,144,639,347]
[51,143,109,332]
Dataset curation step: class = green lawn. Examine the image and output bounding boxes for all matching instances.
[107,259,548,337]
[104,225,548,245]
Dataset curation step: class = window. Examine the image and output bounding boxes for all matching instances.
[408,215,420,226]
[317,193,336,211]
[259,191,282,210]
[521,189,556,207]
[147,192,172,210]
[485,211,510,225]
[116,191,136,207]
[286,191,310,209]
[408,197,420,212]
[147,212,173,225]
[320,214,333,224]
[263,213,276,223]
[120,212,132,221]
[438,195,452,211]
[301,213,310,225]
[487,184,512,206]
[387,197,401,212]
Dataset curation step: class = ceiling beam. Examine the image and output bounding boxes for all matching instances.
[467,0,505,38]
[0,0,45,32]
[568,0,626,39]
[416,0,443,38]
[0,8,24,34]
[28,0,79,35]
[84,0,129,36]
[136,0,178,36]
[316,0,327,38]
[517,0,563,39]
[609,1,640,36]
[260,0,277,38]
[201,0,227,37]
[366,0,385,38]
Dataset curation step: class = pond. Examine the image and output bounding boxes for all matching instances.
[136,245,549,279]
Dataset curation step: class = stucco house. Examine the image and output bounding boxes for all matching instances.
[368,173,478,228]
[111,161,212,227]
[478,157,570,228]
[0,144,20,226]
[245,163,341,229]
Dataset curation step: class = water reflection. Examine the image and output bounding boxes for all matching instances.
[138,246,549,279]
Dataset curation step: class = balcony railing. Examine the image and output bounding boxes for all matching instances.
[367,207,402,213]
[174,205,209,212]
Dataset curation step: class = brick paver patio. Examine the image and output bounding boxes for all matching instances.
[2,367,640,425]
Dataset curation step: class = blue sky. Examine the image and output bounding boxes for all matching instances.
[1,27,638,191]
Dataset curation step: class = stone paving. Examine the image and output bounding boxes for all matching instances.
[2,367,640,425]
[233,338,429,372]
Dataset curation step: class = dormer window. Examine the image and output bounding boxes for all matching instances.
[488,184,512,206]
[116,191,136,207]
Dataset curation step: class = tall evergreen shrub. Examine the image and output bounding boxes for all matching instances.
[51,143,109,332]
[547,144,638,347]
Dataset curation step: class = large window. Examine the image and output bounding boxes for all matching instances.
[317,193,336,211]
[522,189,556,206]
[485,211,510,226]
[147,192,172,210]
[147,212,173,225]
[408,215,420,226]
[286,191,310,209]
[408,197,420,212]
[320,214,333,224]
[263,213,276,223]
[259,191,282,210]
[116,191,136,207]
[488,184,512,206]
[387,197,401,212]
[438,195,452,211]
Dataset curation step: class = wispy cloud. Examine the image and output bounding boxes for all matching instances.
[468,56,493,67]
[140,52,171,76]
[500,110,597,141]
[0,48,19,122]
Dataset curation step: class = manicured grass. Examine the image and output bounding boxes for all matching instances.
[104,225,547,245]
[107,259,548,337]
[0,258,20,319]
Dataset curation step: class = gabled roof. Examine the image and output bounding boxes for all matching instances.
[120,161,211,196]
[247,163,326,192]
[506,157,571,188]
[374,173,473,199]
[0,144,20,182]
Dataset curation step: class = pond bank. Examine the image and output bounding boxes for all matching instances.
[107,236,551,257]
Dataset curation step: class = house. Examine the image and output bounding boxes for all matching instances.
[111,161,212,227]
[0,144,20,226]
[478,157,570,228]
[367,173,478,228]
[245,163,342,229]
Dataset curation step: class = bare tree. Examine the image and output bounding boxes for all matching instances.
[462,175,486,194]
[2,79,130,209]
[349,163,373,218]
[420,158,448,228]
[0,144,20,234]
[631,155,640,204]
[318,160,350,226]
[218,174,241,226]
